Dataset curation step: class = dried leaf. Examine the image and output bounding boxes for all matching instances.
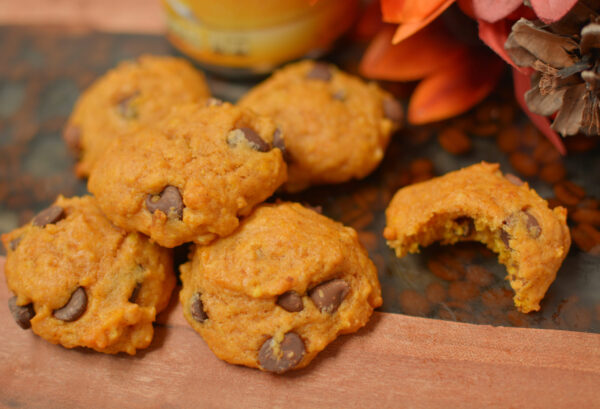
[512,68,566,154]
[382,0,455,23]
[407,49,504,124]
[525,81,566,116]
[510,19,578,68]
[391,0,455,43]
[580,22,600,55]
[360,22,465,81]
[551,83,587,135]
[470,0,522,23]
[581,70,600,135]
[530,0,579,24]
[505,29,537,67]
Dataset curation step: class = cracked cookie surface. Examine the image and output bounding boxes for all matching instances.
[64,55,211,177]
[88,102,287,247]
[383,162,570,313]
[179,202,382,373]
[238,60,400,192]
[1,195,175,354]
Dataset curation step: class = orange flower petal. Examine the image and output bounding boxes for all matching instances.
[360,22,466,81]
[353,0,385,42]
[382,0,454,23]
[391,0,455,43]
[408,50,504,124]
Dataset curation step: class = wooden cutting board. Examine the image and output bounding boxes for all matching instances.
[1,256,599,409]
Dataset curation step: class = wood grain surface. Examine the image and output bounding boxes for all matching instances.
[1,257,599,408]
[0,0,165,33]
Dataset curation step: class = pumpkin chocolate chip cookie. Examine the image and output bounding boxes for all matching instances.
[1,195,175,355]
[179,202,382,373]
[63,55,211,177]
[88,102,288,248]
[238,60,401,192]
[383,162,570,313]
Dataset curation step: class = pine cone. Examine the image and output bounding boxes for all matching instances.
[506,1,600,136]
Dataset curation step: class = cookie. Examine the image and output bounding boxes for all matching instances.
[179,202,382,373]
[383,162,570,313]
[88,102,288,248]
[63,55,211,177]
[1,196,176,355]
[238,60,401,192]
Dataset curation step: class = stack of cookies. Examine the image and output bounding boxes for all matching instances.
[2,56,398,373]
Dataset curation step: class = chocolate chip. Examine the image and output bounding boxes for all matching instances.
[227,127,271,152]
[9,236,22,251]
[146,185,184,220]
[332,90,346,101]
[8,296,35,329]
[309,279,350,313]
[383,97,403,124]
[306,62,332,81]
[454,217,475,236]
[129,282,142,303]
[303,203,323,214]
[53,287,87,322]
[276,291,303,312]
[258,332,305,374]
[272,128,289,160]
[63,125,82,154]
[32,205,65,227]
[206,98,223,107]
[500,229,511,248]
[190,292,207,322]
[523,210,542,238]
[505,173,525,186]
[116,92,139,119]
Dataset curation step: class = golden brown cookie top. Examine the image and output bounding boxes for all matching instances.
[64,55,211,177]
[1,195,175,354]
[238,60,400,192]
[193,202,381,303]
[88,102,288,248]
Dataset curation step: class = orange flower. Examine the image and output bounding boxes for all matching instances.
[360,1,504,125]
[359,0,579,153]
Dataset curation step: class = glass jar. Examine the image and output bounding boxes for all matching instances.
[162,0,359,77]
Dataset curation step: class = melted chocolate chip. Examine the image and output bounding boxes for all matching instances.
[53,287,87,322]
[523,210,542,238]
[228,127,271,152]
[306,62,332,81]
[32,205,65,227]
[190,292,207,322]
[332,90,346,101]
[505,173,525,186]
[116,92,139,119]
[309,279,350,313]
[454,217,475,236]
[63,125,82,155]
[258,332,305,374]
[129,282,142,303]
[500,229,511,248]
[8,296,35,329]
[9,236,22,251]
[146,185,184,220]
[272,128,289,161]
[276,291,303,312]
[383,97,403,124]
